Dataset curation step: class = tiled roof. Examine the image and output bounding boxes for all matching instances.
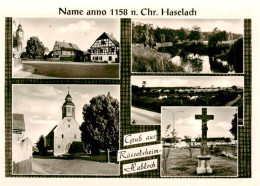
[55,41,81,51]
[13,113,25,131]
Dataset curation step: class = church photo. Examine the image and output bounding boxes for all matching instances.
[12,18,120,79]
[12,84,120,175]
[161,106,238,177]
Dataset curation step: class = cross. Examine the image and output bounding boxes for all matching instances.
[195,108,214,156]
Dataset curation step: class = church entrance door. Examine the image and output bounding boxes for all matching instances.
[65,143,71,154]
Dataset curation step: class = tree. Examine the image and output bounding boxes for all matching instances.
[188,26,201,41]
[26,36,45,59]
[80,93,119,163]
[163,124,178,171]
[230,113,237,140]
[36,135,47,155]
[184,136,194,158]
[176,27,188,42]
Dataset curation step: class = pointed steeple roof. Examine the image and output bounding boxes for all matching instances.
[63,88,75,107]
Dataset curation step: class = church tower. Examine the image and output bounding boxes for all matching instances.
[15,24,24,52]
[62,88,75,119]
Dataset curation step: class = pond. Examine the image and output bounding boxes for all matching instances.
[171,54,235,73]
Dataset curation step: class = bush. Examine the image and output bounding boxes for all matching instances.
[60,56,74,61]
[132,45,184,72]
[20,52,29,59]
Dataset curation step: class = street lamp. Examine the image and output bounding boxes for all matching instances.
[163,108,183,134]
[162,108,184,172]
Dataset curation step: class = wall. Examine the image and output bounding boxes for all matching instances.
[54,117,82,156]
[12,137,33,174]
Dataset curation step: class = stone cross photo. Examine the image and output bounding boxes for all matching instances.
[195,108,214,174]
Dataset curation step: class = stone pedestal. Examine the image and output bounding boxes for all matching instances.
[196,155,212,174]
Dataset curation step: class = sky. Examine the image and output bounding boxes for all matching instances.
[13,18,120,51]
[132,19,243,34]
[161,107,237,139]
[12,84,120,144]
[131,76,244,88]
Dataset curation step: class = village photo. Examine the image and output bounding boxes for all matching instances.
[12,18,120,78]
[161,106,238,177]
[132,19,243,73]
[131,76,243,125]
[12,84,120,175]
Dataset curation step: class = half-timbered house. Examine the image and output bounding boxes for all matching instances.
[52,41,81,59]
[90,32,119,63]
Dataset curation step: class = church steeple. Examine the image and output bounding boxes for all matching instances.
[62,87,75,119]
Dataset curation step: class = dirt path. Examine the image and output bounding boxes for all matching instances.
[225,94,242,106]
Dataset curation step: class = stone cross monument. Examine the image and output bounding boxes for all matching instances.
[195,108,214,174]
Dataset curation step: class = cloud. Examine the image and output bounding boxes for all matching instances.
[14,85,64,98]
[57,20,97,33]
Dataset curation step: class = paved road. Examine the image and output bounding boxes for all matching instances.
[32,158,119,175]
[18,61,119,78]
[131,106,161,125]
[225,94,242,106]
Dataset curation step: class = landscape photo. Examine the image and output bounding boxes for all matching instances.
[131,76,243,125]
[132,19,243,73]
[12,84,120,175]
[161,107,238,177]
[12,18,120,78]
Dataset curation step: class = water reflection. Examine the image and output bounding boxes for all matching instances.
[172,54,234,73]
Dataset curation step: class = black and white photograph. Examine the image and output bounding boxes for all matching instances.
[161,106,238,177]
[12,18,120,78]
[132,19,243,73]
[131,76,243,125]
[12,84,120,175]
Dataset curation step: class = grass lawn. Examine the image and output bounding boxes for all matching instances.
[161,148,237,177]
[33,153,118,163]
[21,61,119,78]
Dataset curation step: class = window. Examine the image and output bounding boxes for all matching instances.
[101,40,105,45]
[109,56,112,61]
[58,145,60,148]
[68,125,70,128]
[74,134,76,138]
[99,56,102,60]
[62,134,64,138]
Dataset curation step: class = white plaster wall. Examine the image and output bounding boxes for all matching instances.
[91,54,118,62]
[12,137,33,163]
[53,117,82,156]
